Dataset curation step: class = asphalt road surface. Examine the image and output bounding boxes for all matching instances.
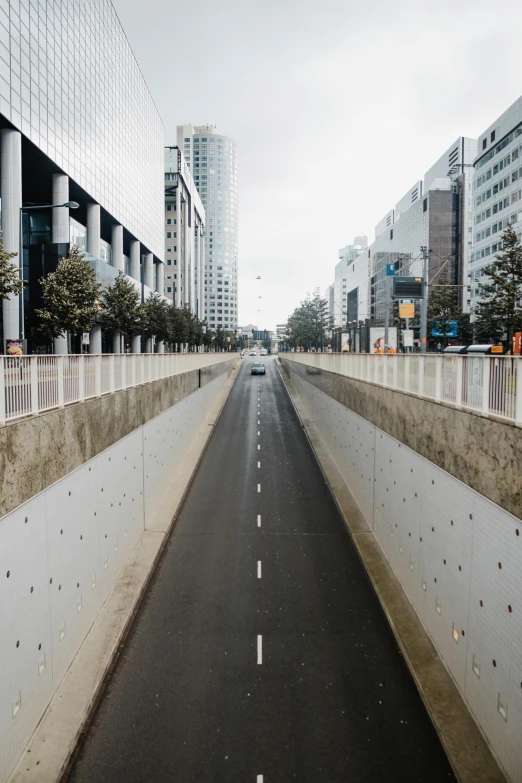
[69,356,455,783]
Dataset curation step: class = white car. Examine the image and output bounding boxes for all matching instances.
[260,349,268,356]
[249,350,257,356]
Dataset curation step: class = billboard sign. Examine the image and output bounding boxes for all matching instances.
[370,327,397,354]
[431,320,457,338]
[341,332,350,353]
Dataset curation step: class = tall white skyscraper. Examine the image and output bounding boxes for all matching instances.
[177,125,239,331]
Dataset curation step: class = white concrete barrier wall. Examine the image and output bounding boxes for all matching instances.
[0,368,230,783]
[290,369,522,783]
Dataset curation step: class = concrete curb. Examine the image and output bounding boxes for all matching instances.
[7,360,240,783]
[276,359,506,783]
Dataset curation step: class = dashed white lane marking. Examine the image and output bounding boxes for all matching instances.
[257,561,262,578]
[257,776,263,782]
[257,514,261,527]
[257,635,262,664]
[257,430,260,436]
[258,419,260,424]
[257,483,261,493]
[257,461,260,468]
[258,444,260,450]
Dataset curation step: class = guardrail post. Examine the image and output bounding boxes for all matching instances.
[121,354,127,391]
[109,354,115,393]
[382,355,388,387]
[515,359,522,426]
[418,357,424,397]
[132,354,136,387]
[455,357,463,409]
[481,357,490,416]
[404,356,410,392]
[78,355,85,402]
[393,355,398,389]
[95,355,102,397]
[57,356,65,408]
[435,356,442,402]
[30,357,39,414]
[0,358,6,424]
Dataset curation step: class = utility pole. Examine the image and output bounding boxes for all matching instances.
[420,245,430,353]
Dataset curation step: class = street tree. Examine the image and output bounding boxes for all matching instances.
[168,304,189,350]
[427,271,460,348]
[213,326,226,351]
[477,224,522,346]
[286,289,332,350]
[141,292,170,347]
[36,245,101,352]
[0,233,23,301]
[99,272,142,352]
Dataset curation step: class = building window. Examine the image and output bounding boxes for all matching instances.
[482,138,487,150]
[390,229,393,240]
[423,197,427,212]
[491,130,496,143]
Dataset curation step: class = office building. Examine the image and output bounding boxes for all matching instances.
[471,96,522,317]
[164,147,205,314]
[0,0,165,354]
[367,138,476,325]
[330,237,368,328]
[177,125,238,331]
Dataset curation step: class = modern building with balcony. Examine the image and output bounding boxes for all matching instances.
[164,147,205,316]
[0,0,165,354]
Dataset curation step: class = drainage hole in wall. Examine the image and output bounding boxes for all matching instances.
[38,643,41,650]
[6,571,10,578]
[30,586,33,593]
[459,565,462,571]
[25,517,28,523]
[434,578,437,583]
[480,600,483,607]
[498,562,502,569]
[77,582,80,588]
[450,520,454,526]
[516,529,519,536]
[16,640,19,648]
[462,630,465,636]
[508,605,512,613]
[443,559,446,565]
[493,660,497,667]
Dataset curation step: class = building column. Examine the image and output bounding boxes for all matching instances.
[111,224,124,272]
[145,337,152,354]
[131,334,141,354]
[86,203,101,258]
[175,186,181,307]
[112,332,121,353]
[183,197,191,310]
[130,239,140,282]
[52,173,70,244]
[156,259,164,296]
[198,224,205,320]
[157,341,165,354]
[1,128,22,341]
[145,252,154,290]
[89,324,102,354]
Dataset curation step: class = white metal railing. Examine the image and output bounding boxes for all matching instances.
[0,353,238,425]
[284,353,522,426]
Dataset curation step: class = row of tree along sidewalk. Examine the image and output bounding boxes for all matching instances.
[0,240,237,353]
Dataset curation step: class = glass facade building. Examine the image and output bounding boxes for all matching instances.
[0,0,165,351]
[177,125,238,331]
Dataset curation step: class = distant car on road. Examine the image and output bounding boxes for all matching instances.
[260,348,268,356]
[251,362,266,375]
[249,350,257,356]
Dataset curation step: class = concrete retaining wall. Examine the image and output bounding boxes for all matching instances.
[0,361,235,783]
[281,357,521,783]
[0,361,230,519]
[280,358,522,519]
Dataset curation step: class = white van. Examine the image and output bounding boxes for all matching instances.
[260,348,268,356]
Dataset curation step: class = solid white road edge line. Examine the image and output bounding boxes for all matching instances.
[257,635,262,664]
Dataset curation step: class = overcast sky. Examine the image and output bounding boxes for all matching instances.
[114,0,522,331]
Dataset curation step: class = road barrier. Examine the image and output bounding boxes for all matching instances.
[286,353,522,426]
[0,353,238,425]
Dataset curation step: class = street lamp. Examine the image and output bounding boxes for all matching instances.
[19,200,80,340]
